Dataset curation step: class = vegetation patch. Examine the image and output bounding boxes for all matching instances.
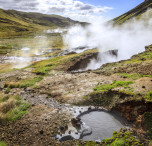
[94,80,134,92]
[145,91,152,101]
[0,45,14,54]
[31,49,98,75]
[0,93,31,123]
[0,8,84,38]
[102,129,143,146]
[4,76,43,89]
[144,112,152,139]
[82,141,99,146]
[4,87,11,94]
[95,49,152,76]
[0,141,7,146]
[119,73,152,80]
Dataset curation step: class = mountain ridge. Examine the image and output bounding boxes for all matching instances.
[0,8,85,38]
[113,0,152,24]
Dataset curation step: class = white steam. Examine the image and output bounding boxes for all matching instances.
[63,9,152,70]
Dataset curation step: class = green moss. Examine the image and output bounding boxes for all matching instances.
[102,129,143,146]
[94,81,134,92]
[118,90,134,96]
[144,112,152,139]
[119,73,152,80]
[32,65,54,75]
[111,138,125,146]
[83,141,99,146]
[4,76,43,89]
[0,141,7,146]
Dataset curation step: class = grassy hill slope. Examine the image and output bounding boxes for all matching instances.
[113,0,152,24]
[0,9,83,38]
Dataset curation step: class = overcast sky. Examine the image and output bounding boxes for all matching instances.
[0,0,144,22]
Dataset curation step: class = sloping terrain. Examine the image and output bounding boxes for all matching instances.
[0,8,85,38]
[113,0,152,24]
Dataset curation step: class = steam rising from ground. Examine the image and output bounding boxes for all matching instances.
[63,9,152,70]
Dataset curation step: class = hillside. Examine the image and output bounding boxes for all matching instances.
[113,0,152,24]
[0,8,83,38]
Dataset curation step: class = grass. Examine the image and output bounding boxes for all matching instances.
[0,8,82,38]
[119,73,152,80]
[0,93,31,123]
[112,0,152,24]
[0,44,14,54]
[94,80,134,92]
[4,76,43,89]
[4,87,10,94]
[0,141,7,146]
[31,49,98,75]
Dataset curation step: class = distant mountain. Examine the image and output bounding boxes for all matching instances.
[0,8,86,38]
[113,0,152,24]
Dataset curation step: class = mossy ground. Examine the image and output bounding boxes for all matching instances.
[0,93,31,123]
[119,73,152,80]
[0,141,7,146]
[94,80,134,92]
[102,129,143,146]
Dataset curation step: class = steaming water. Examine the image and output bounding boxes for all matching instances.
[0,30,65,69]
[78,52,118,71]
[63,9,152,71]
[80,111,125,141]
[1,9,152,71]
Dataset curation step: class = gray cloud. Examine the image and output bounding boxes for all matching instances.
[0,0,112,22]
[48,6,66,13]
[79,4,94,10]
[0,0,38,10]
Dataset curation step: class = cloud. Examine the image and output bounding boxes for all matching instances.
[0,0,39,11]
[0,0,113,22]
[48,6,66,13]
